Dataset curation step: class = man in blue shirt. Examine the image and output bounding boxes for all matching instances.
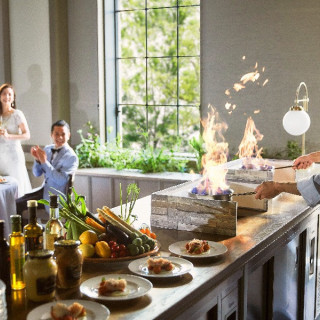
[16,119,79,214]
[255,151,320,207]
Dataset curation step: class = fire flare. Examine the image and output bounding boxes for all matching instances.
[195,105,230,196]
[238,117,269,170]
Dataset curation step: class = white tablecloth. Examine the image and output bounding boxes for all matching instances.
[0,176,18,238]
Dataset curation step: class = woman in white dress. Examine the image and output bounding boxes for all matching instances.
[0,83,32,197]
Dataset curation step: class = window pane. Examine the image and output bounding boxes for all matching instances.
[119,58,146,104]
[117,10,146,58]
[179,6,200,56]
[148,106,178,149]
[179,57,200,105]
[121,105,147,149]
[147,8,177,57]
[147,0,177,8]
[178,0,200,5]
[179,106,200,152]
[117,0,145,10]
[148,57,177,105]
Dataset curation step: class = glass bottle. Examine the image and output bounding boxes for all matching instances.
[23,250,57,302]
[54,240,83,289]
[23,200,43,252]
[0,221,10,295]
[44,195,63,250]
[9,215,25,290]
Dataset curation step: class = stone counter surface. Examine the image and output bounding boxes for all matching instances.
[7,192,315,319]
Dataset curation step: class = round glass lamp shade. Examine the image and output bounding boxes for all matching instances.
[282,108,310,136]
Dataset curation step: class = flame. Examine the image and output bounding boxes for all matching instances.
[197,105,229,195]
[240,71,260,84]
[225,59,269,114]
[238,117,268,169]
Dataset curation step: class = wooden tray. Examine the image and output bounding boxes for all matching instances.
[83,243,160,263]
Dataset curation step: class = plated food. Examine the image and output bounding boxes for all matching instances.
[169,240,228,259]
[185,239,210,254]
[80,274,152,301]
[128,256,193,278]
[51,301,86,320]
[147,257,174,274]
[98,277,127,296]
[0,176,7,183]
[26,300,110,320]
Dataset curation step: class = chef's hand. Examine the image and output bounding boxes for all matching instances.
[255,181,281,200]
[293,154,313,170]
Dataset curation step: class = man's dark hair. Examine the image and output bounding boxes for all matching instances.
[51,120,70,133]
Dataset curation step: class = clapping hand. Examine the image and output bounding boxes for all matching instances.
[31,145,47,164]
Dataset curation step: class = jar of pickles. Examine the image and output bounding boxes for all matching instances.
[54,240,83,289]
[23,250,57,302]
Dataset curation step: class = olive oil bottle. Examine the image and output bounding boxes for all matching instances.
[23,200,43,252]
[9,215,25,290]
[44,195,63,250]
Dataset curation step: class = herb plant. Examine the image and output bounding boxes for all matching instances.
[75,122,192,173]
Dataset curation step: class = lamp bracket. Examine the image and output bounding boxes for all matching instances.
[294,82,309,111]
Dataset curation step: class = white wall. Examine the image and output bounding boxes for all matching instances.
[68,0,99,145]
[9,0,52,146]
[0,1,5,84]
[201,0,320,156]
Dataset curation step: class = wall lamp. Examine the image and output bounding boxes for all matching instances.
[282,82,310,155]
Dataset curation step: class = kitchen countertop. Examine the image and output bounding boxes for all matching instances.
[6,192,315,320]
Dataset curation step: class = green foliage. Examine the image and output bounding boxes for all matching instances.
[261,140,301,160]
[189,135,205,172]
[75,122,191,173]
[286,140,301,160]
[118,2,200,152]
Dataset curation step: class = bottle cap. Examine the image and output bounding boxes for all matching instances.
[10,215,21,232]
[27,200,38,207]
[49,194,58,208]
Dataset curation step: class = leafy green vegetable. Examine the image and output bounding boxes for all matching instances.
[119,183,140,225]
[38,187,102,240]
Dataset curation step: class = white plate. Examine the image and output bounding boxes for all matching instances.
[26,299,110,320]
[80,274,152,301]
[168,240,228,259]
[128,256,193,278]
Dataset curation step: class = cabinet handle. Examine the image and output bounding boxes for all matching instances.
[309,237,315,276]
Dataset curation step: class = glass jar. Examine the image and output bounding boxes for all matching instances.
[54,240,83,289]
[23,250,57,302]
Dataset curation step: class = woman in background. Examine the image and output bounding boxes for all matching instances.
[0,83,31,197]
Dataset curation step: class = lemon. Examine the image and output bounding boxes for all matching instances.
[79,230,98,245]
[79,243,95,258]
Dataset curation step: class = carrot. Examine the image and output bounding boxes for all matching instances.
[98,212,107,224]
[85,217,106,233]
